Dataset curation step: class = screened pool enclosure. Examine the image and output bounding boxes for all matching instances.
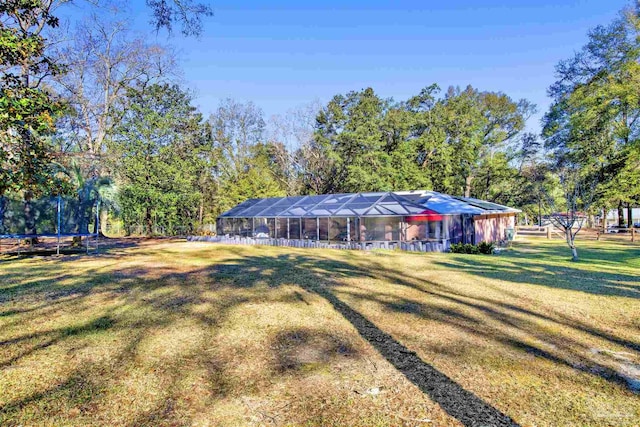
[210,191,519,252]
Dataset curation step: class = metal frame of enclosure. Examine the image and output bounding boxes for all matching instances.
[0,196,100,255]
[212,191,520,252]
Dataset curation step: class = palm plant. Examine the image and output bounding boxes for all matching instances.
[65,162,115,240]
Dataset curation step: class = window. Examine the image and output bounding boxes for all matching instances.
[318,218,329,240]
[289,218,300,239]
[427,221,442,240]
[329,217,356,241]
[301,218,317,239]
[362,217,400,241]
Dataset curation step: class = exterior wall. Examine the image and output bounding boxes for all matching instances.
[405,222,427,240]
[474,214,515,243]
[406,217,453,242]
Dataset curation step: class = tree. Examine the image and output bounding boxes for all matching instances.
[543,4,640,225]
[53,14,176,176]
[0,0,66,238]
[474,93,536,201]
[268,100,322,195]
[215,142,287,214]
[313,89,385,192]
[208,99,266,180]
[548,163,596,261]
[2,0,204,236]
[313,88,432,193]
[296,137,335,195]
[381,104,432,191]
[408,85,454,193]
[202,99,288,217]
[514,133,557,225]
[109,83,206,235]
[439,86,534,198]
[145,0,213,37]
[307,85,534,199]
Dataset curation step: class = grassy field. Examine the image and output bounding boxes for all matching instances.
[0,238,639,426]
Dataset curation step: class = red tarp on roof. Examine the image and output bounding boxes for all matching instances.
[405,209,444,222]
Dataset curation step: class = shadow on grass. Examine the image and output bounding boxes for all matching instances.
[0,248,520,426]
[301,268,518,426]
[0,236,171,263]
[434,241,640,299]
[273,328,358,373]
[208,254,519,426]
[2,242,638,425]
[0,315,116,369]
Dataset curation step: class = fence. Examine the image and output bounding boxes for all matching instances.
[516,225,638,242]
[0,195,100,255]
[187,235,451,253]
[516,226,563,239]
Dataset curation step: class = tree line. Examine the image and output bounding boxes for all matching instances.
[1,1,639,238]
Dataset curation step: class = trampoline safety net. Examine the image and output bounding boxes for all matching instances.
[0,196,99,237]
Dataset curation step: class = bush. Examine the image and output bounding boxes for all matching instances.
[478,241,495,254]
[468,244,478,254]
[450,242,494,255]
[450,243,478,254]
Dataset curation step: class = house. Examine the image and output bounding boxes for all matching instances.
[212,190,520,252]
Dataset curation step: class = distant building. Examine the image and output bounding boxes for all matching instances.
[604,208,639,226]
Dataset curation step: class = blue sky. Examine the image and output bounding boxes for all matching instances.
[80,1,631,133]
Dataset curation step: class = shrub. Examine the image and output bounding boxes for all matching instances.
[450,243,476,254]
[478,241,495,254]
[449,242,493,255]
[449,243,463,253]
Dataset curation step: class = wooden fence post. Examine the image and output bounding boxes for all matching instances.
[632,228,635,242]
[546,226,551,239]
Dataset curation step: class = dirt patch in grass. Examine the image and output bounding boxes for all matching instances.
[1,238,639,426]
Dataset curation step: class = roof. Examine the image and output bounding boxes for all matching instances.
[219,191,520,218]
[397,191,521,215]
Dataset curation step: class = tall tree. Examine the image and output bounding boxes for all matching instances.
[543,4,640,224]
[439,86,535,198]
[53,15,176,175]
[309,85,534,199]
[313,88,431,193]
[204,99,286,217]
[511,133,560,225]
[145,0,213,36]
[215,142,287,214]
[0,0,66,237]
[209,98,266,179]
[109,83,206,235]
[269,101,321,195]
[408,85,454,193]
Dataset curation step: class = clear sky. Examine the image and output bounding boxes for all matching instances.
[86,0,633,133]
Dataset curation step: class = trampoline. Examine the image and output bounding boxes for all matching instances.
[0,195,100,255]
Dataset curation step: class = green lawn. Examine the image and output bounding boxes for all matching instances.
[1,238,639,426]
